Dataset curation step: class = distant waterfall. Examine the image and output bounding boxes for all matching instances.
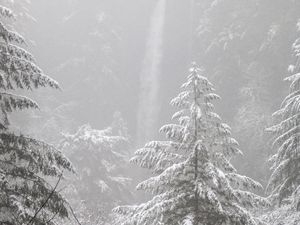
[136,0,166,145]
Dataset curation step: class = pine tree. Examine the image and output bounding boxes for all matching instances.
[0,4,73,225]
[266,20,300,207]
[195,0,300,184]
[114,63,267,225]
[60,114,133,225]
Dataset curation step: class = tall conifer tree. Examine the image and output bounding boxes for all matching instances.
[114,63,267,225]
[0,4,73,225]
[266,20,300,208]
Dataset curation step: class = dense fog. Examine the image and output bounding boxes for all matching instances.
[1,0,300,225]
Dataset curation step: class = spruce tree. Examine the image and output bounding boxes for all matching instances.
[195,0,300,184]
[60,113,133,225]
[266,21,300,207]
[0,4,73,225]
[114,63,267,225]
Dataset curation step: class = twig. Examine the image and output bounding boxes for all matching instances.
[27,174,62,225]
[68,203,82,225]
[45,210,60,224]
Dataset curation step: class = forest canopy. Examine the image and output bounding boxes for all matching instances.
[0,0,299,225]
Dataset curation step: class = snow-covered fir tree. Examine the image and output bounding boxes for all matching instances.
[60,113,133,225]
[114,63,268,225]
[265,19,300,215]
[0,4,74,225]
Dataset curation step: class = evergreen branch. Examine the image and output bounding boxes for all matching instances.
[45,210,60,225]
[27,174,62,225]
[67,202,82,225]
[0,195,22,225]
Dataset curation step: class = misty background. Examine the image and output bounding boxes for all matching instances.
[17,0,288,178]
[6,0,300,224]
[12,0,290,194]
[17,0,192,140]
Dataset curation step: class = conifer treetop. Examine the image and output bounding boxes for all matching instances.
[266,25,300,206]
[114,63,267,225]
[0,4,74,225]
